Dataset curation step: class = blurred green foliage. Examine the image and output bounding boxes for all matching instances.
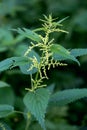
[0,0,87,130]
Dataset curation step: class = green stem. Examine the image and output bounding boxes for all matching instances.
[44,31,49,45]
[30,74,34,91]
[25,119,30,130]
[14,110,27,116]
[25,113,31,130]
[13,111,31,130]
[35,71,39,81]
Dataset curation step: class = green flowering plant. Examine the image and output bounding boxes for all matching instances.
[1,15,87,130]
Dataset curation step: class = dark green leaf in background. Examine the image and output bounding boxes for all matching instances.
[0,87,15,105]
[0,81,10,88]
[73,10,87,31]
[0,105,14,118]
[14,28,41,42]
[0,28,13,45]
[50,88,87,106]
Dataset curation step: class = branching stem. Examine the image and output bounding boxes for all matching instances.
[24,15,68,92]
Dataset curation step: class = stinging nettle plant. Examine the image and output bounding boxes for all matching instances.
[1,14,87,130]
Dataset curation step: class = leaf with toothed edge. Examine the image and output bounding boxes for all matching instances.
[50,44,80,65]
[12,28,41,42]
[23,88,50,130]
[0,51,40,75]
[50,88,87,106]
[0,56,30,72]
[70,49,87,57]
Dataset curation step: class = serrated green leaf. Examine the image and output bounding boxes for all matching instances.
[23,88,50,130]
[70,49,87,57]
[0,58,13,72]
[0,56,30,72]
[10,57,30,68]
[14,28,41,42]
[0,52,40,75]
[0,105,14,118]
[50,44,80,65]
[0,81,10,88]
[50,89,87,106]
